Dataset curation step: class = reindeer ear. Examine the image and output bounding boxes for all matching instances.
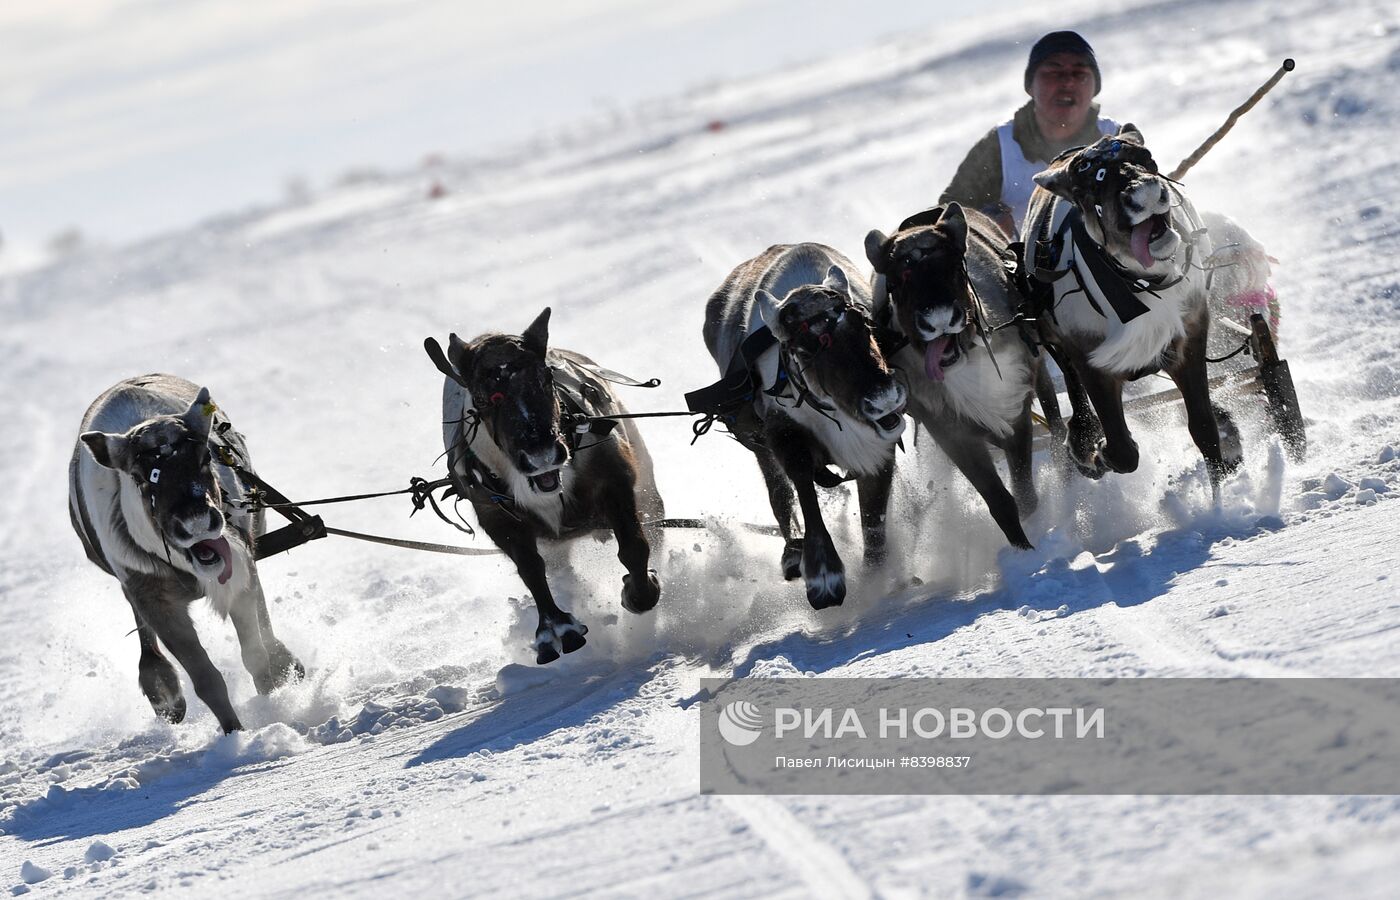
[864,229,890,272]
[522,307,550,356]
[1034,168,1074,199]
[938,203,968,253]
[425,333,472,387]
[447,333,473,374]
[81,431,128,470]
[1118,123,1145,145]
[755,289,782,334]
[182,387,215,438]
[822,265,850,296]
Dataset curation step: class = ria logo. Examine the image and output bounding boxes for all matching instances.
[717,700,763,746]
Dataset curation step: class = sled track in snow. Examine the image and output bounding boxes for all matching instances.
[720,795,873,900]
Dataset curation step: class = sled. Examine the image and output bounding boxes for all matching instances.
[1031,311,1307,461]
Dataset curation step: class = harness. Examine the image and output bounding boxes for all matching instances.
[683,297,902,488]
[439,358,622,522]
[1014,136,1210,332]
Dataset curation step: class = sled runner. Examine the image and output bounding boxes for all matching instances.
[1025,308,1306,460]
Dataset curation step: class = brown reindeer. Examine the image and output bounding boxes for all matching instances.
[866,203,1058,549]
[428,308,664,664]
[703,243,907,608]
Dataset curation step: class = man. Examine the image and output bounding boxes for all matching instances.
[939,31,1118,237]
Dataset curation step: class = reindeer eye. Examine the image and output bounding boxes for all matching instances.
[1076,159,1091,173]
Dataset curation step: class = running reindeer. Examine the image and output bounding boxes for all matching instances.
[702,243,907,608]
[1024,126,1241,490]
[70,375,304,733]
[425,308,664,664]
[865,203,1059,550]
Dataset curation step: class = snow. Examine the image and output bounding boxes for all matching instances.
[3,0,1400,896]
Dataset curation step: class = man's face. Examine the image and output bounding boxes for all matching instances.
[1030,51,1095,132]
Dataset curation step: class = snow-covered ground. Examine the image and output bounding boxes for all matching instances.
[3,0,1400,895]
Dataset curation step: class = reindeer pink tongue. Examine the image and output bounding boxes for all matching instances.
[196,537,234,585]
[1130,219,1157,269]
[924,335,952,382]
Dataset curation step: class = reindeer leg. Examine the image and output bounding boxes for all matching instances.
[1033,355,1067,446]
[141,587,242,733]
[768,421,844,609]
[856,458,895,567]
[1056,353,1108,479]
[123,588,185,725]
[597,471,661,615]
[932,429,1033,550]
[229,572,303,694]
[1078,366,1138,475]
[756,447,803,581]
[1168,330,1237,492]
[1005,394,1038,518]
[248,573,305,689]
[229,596,274,695]
[478,504,585,664]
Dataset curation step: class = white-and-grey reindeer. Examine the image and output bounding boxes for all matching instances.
[69,375,302,733]
[704,243,907,608]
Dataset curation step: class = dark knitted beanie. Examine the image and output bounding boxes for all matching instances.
[1024,31,1101,95]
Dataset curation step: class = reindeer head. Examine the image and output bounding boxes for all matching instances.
[447,308,570,494]
[81,388,235,584]
[1033,126,1182,276]
[755,266,907,439]
[865,203,984,384]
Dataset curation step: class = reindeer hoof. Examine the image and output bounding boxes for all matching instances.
[781,539,803,581]
[1065,438,1104,480]
[140,657,186,723]
[1215,406,1244,475]
[269,651,306,691]
[534,614,588,664]
[803,560,846,609]
[154,695,186,725]
[1073,458,1107,480]
[621,570,661,614]
[1096,438,1140,475]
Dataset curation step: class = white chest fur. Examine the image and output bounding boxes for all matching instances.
[751,345,896,477]
[1052,210,1210,375]
[446,391,574,536]
[899,335,1030,439]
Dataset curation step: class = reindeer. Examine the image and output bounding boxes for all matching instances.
[1025,126,1241,491]
[69,375,303,734]
[703,243,907,609]
[865,203,1057,550]
[426,308,664,664]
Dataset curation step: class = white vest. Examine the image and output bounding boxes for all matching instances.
[998,115,1118,237]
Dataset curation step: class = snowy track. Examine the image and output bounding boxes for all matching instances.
[3,0,1400,895]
